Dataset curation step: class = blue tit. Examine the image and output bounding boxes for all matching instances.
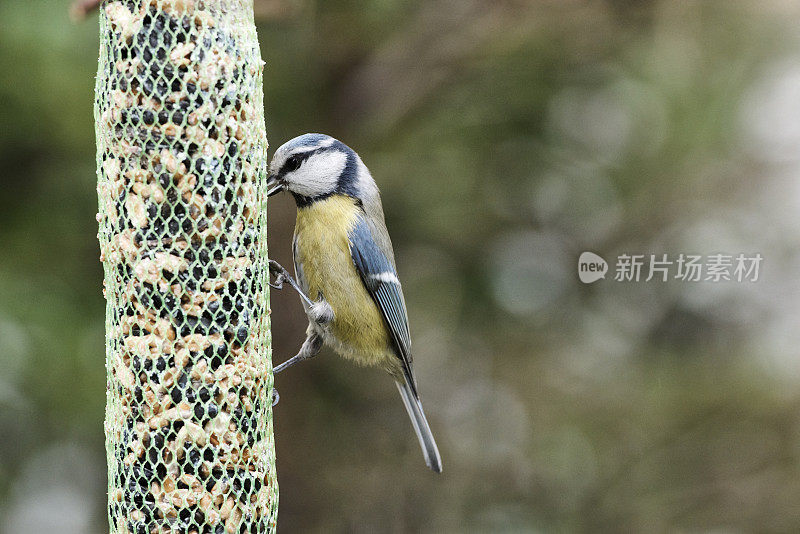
[266,133,442,473]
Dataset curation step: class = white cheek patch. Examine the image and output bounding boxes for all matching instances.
[286,150,348,198]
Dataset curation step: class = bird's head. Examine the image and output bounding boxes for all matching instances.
[267,133,361,205]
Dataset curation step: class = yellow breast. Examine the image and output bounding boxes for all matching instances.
[294,195,393,366]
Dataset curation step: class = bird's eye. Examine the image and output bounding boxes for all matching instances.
[284,155,302,172]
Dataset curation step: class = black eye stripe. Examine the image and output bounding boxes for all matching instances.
[279,146,339,175]
[283,155,302,172]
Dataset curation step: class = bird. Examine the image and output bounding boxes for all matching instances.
[265,133,442,473]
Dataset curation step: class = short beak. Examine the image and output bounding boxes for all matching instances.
[266,173,284,197]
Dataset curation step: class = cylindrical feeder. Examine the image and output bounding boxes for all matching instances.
[94,1,277,532]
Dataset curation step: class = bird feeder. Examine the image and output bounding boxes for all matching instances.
[94,1,277,531]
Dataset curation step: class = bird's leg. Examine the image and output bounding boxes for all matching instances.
[308,296,334,326]
[274,333,323,374]
[268,259,314,308]
[269,260,333,325]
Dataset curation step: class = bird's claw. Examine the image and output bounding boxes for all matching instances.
[268,259,314,307]
[271,388,280,407]
[268,273,285,290]
[268,259,286,290]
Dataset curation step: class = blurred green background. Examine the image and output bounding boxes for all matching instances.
[3,0,800,532]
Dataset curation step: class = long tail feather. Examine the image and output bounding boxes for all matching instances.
[396,381,442,473]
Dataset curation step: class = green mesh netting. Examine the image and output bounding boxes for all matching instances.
[94,1,277,532]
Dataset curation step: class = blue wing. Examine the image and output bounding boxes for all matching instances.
[348,216,417,397]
